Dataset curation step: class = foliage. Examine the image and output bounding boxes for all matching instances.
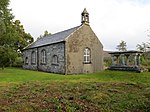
[13,20,33,51]
[43,30,51,37]
[104,57,111,68]
[137,28,150,52]
[12,56,23,67]
[37,30,52,40]
[0,0,33,68]
[136,28,150,67]
[137,42,149,52]
[116,40,127,51]
[0,68,150,111]
[0,47,17,69]
[147,28,150,50]
[141,57,150,66]
[136,30,150,65]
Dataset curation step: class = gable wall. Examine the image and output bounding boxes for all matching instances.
[23,42,65,74]
[65,24,103,74]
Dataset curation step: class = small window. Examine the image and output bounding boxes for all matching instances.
[31,51,36,64]
[41,49,46,64]
[25,57,28,65]
[84,48,91,64]
[52,55,58,65]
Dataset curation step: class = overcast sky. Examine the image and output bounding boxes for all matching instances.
[10,0,150,51]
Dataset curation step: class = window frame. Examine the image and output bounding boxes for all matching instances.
[52,55,59,65]
[31,51,36,64]
[41,49,46,64]
[83,48,91,64]
[25,57,29,65]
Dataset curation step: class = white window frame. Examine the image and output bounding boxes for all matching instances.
[41,50,46,64]
[31,51,36,64]
[84,48,91,63]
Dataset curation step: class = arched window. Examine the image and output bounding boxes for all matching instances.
[84,48,91,63]
[52,55,58,65]
[41,49,46,64]
[31,51,36,64]
[25,57,28,65]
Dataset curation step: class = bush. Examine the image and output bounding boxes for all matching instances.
[104,57,112,68]
[12,56,23,67]
[141,58,150,66]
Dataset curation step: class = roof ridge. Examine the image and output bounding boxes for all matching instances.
[65,25,82,41]
[36,25,80,41]
[50,25,80,37]
[24,25,81,49]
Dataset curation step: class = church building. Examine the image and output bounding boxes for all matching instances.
[23,8,103,74]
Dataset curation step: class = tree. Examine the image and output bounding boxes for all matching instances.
[0,0,33,69]
[43,30,51,37]
[116,40,127,51]
[144,27,150,51]
[13,20,33,51]
[136,40,150,66]
[0,46,17,69]
[136,42,149,52]
[37,30,52,40]
[147,32,150,51]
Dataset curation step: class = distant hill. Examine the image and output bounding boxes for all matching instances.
[103,50,111,58]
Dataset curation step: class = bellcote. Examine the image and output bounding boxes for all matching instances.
[81,8,89,25]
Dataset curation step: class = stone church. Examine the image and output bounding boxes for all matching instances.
[23,8,103,74]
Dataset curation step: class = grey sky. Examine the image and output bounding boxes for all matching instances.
[10,0,150,50]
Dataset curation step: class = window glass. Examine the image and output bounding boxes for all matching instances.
[52,55,58,64]
[25,57,28,65]
[31,51,36,64]
[41,50,46,64]
[84,48,91,63]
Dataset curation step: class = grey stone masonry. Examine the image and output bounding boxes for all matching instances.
[22,9,104,74]
[23,42,65,74]
[108,51,144,72]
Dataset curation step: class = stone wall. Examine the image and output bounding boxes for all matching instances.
[23,42,65,74]
[23,48,38,70]
[65,24,103,74]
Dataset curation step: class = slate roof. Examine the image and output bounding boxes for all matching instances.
[25,25,81,49]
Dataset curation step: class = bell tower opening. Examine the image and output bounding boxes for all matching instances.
[81,8,89,25]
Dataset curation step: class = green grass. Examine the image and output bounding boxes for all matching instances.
[0,68,150,112]
[0,67,150,84]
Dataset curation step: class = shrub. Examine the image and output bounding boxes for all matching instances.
[104,57,112,68]
[12,56,23,67]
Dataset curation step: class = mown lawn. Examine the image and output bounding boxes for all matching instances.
[0,68,150,112]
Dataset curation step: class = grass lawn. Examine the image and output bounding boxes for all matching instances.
[0,68,150,112]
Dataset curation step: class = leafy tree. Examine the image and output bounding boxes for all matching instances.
[136,42,150,67]
[136,42,149,52]
[116,40,127,51]
[147,29,150,48]
[13,20,33,51]
[0,46,17,69]
[43,30,51,37]
[0,0,33,69]
[37,30,52,40]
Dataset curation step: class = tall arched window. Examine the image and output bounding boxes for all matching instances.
[41,49,46,64]
[84,48,91,63]
[31,51,36,64]
[25,57,28,65]
[52,55,58,65]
